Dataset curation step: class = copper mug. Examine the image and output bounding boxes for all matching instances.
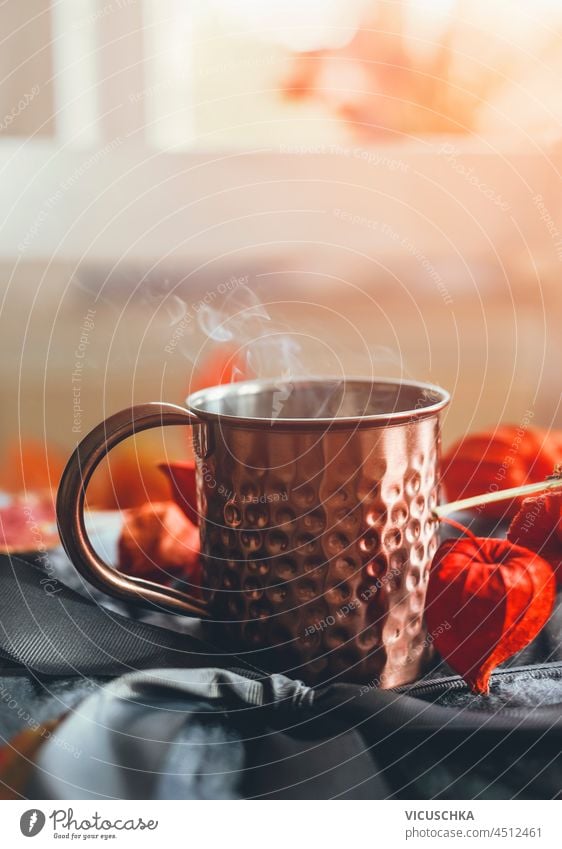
[57,377,450,687]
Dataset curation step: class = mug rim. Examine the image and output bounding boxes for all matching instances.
[186,376,450,429]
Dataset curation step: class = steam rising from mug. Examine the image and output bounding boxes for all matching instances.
[149,275,406,419]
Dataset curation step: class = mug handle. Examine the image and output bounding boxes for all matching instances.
[56,402,209,618]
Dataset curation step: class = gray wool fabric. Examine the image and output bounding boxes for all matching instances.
[29,668,314,799]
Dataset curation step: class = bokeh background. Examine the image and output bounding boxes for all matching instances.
[1,0,561,505]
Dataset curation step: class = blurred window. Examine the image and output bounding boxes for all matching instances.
[2,0,562,149]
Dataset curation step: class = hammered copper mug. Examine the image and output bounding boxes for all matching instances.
[57,377,450,687]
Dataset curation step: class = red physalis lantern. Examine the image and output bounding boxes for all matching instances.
[158,461,199,526]
[426,534,555,694]
[442,426,562,519]
[118,501,201,587]
[508,491,562,584]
